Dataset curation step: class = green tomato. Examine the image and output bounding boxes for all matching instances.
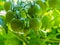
[48,0,60,8]
[10,19,26,32]
[28,4,40,18]
[42,15,51,28]
[36,0,46,11]
[5,10,15,23]
[4,2,12,11]
[30,18,42,30]
[48,0,57,8]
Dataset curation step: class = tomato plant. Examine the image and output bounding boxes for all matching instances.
[0,0,60,45]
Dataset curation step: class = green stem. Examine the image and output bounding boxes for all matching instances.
[8,29,29,45]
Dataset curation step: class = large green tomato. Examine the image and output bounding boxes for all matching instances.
[5,10,15,23]
[48,0,60,8]
[28,4,40,18]
[36,0,46,12]
[30,18,42,30]
[4,2,12,11]
[10,19,26,32]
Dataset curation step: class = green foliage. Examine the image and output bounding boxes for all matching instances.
[0,0,60,45]
[0,35,5,45]
[0,16,8,33]
[0,5,4,11]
